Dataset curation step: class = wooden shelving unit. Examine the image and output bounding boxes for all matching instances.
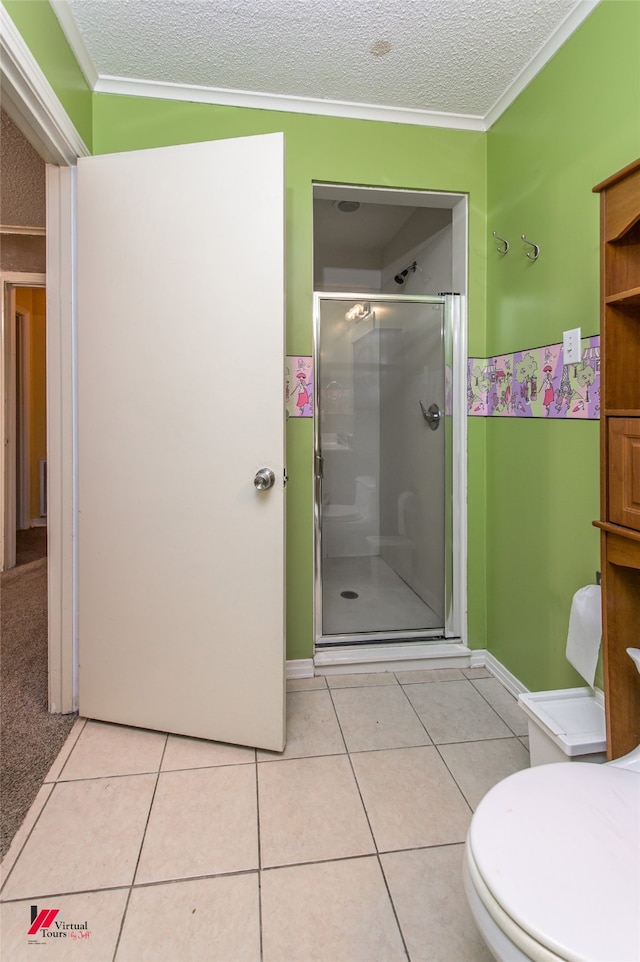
[593,157,640,759]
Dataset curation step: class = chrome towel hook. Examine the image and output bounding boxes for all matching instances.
[521,234,540,260]
[492,231,509,254]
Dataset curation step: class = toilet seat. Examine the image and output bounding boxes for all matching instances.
[464,844,569,962]
[467,762,640,962]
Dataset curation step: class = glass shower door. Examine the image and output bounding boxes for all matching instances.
[315,295,447,642]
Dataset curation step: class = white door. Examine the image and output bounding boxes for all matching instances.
[77,134,286,751]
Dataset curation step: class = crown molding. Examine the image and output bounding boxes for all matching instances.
[94,75,488,131]
[0,3,89,163]
[49,0,99,88]
[41,0,602,135]
[484,0,600,129]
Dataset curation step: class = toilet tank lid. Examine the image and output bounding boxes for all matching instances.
[469,763,640,962]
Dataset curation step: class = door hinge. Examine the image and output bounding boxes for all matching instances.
[283,467,288,488]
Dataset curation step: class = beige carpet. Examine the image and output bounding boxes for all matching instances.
[1,556,77,859]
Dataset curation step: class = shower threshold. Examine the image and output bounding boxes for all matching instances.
[314,640,469,675]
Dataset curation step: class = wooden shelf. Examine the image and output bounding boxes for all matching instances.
[593,520,640,544]
[605,286,640,306]
[593,158,640,760]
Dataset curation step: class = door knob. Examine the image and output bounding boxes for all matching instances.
[254,468,276,491]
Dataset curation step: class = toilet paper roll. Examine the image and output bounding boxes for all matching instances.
[566,585,602,686]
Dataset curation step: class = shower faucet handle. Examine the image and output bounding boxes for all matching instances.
[419,401,441,430]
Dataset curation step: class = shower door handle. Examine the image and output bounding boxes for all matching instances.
[420,401,441,431]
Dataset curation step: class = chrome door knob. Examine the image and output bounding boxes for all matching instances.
[254,468,276,491]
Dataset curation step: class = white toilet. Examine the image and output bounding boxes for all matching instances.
[464,650,640,962]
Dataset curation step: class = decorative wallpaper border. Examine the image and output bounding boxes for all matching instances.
[468,335,600,419]
[285,355,314,418]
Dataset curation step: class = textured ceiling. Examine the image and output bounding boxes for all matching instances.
[55,0,593,124]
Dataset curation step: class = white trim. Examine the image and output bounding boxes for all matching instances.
[94,75,487,132]
[448,283,468,644]
[1,283,17,570]
[0,3,89,164]
[314,642,472,675]
[470,648,488,668]
[16,308,31,531]
[46,164,77,714]
[1,4,82,713]
[484,0,600,129]
[49,0,99,89]
[1,273,46,570]
[286,658,315,680]
[484,651,529,699]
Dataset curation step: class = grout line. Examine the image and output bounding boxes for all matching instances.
[377,854,411,962]
[0,782,56,895]
[469,677,524,737]
[397,678,435,745]
[325,686,376,846]
[109,733,168,962]
[255,756,264,962]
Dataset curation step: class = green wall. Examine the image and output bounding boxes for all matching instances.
[2,0,92,149]
[485,0,640,689]
[91,97,487,659]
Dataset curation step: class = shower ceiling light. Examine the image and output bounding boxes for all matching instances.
[345,302,371,322]
[333,200,361,213]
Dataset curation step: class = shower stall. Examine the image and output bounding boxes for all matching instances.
[315,293,460,647]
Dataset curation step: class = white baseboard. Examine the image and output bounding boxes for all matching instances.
[469,648,487,668]
[288,645,495,679]
[484,651,529,698]
[285,658,314,679]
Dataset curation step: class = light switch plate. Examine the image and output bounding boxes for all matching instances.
[563,327,581,365]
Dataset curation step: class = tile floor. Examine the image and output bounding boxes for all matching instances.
[0,667,531,962]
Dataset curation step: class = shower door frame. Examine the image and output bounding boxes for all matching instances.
[313,292,466,648]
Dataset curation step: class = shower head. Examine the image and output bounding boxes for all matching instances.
[394,260,417,285]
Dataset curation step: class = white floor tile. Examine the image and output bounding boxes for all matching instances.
[136,766,258,883]
[2,775,155,900]
[59,721,166,780]
[331,685,431,751]
[382,846,494,962]
[471,677,530,735]
[286,676,328,691]
[326,672,398,688]
[396,668,464,684]
[2,665,532,962]
[116,874,260,962]
[257,690,345,761]
[259,755,374,867]
[351,747,471,852]
[404,680,512,743]
[261,857,406,962]
[161,734,255,771]
[439,738,531,810]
